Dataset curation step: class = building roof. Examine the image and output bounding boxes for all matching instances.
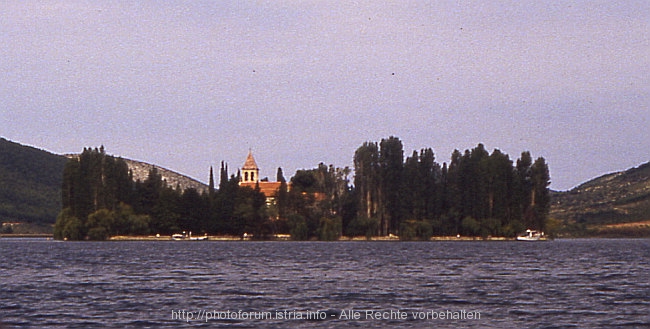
[242,150,258,170]
[240,181,285,198]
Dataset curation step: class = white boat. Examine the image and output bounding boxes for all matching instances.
[171,231,208,241]
[189,232,208,241]
[516,229,544,241]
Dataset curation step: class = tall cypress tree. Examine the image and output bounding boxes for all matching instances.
[276,167,288,221]
[419,148,439,220]
[219,161,229,191]
[531,157,551,231]
[379,136,404,235]
[485,149,514,231]
[403,151,421,220]
[209,166,215,197]
[354,141,380,227]
[515,151,534,227]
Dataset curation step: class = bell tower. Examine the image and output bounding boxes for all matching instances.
[241,150,260,184]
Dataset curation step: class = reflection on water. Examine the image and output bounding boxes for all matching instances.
[1,239,649,328]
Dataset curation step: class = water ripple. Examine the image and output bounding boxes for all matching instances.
[1,239,649,328]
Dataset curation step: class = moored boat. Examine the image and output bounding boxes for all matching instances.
[171,231,208,241]
[516,229,545,241]
[189,232,208,241]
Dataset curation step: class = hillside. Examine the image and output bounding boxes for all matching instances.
[1,139,208,231]
[122,158,208,193]
[0,138,68,226]
[551,162,650,235]
[62,156,209,194]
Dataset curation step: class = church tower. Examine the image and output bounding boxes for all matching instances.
[241,150,260,184]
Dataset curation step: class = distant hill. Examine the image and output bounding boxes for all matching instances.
[121,158,208,193]
[1,139,208,231]
[0,138,68,226]
[62,156,208,194]
[551,162,650,235]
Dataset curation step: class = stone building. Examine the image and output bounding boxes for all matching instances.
[238,150,286,203]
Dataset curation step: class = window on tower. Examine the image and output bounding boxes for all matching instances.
[251,172,255,181]
[245,172,249,181]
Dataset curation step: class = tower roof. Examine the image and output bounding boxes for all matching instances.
[242,150,259,170]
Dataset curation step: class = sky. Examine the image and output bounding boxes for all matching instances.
[1,1,648,191]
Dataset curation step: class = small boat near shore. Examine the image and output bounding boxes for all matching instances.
[516,229,545,241]
[171,231,208,241]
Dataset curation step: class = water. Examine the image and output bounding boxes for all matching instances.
[1,239,649,328]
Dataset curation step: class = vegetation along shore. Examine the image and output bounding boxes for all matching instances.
[52,136,550,241]
[3,137,650,240]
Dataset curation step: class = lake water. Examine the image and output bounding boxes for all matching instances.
[1,239,649,328]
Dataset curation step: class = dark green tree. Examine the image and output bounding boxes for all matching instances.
[216,174,240,235]
[234,184,267,238]
[53,208,83,240]
[208,166,215,197]
[515,151,534,228]
[275,167,289,233]
[531,157,551,231]
[379,136,404,235]
[57,147,133,240]
[354,141,381,230]
[178,188,208,233]
[485,149,514,234]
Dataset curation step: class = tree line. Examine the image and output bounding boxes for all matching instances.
[54,147,269,240]
[54,138,550,241]
[352,137,550,239]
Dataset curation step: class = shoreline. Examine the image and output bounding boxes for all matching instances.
[4,234,649,240]
[0,233,54,238]
[106,235,525,241]
[0,233,530,241]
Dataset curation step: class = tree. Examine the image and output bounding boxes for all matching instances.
[403,151,422,221]
[419,148,441,220]
[402,148,440,222]
[288,214,309,240]
[57,147,133,240]
[354,142,381,230]
[318,216,342,241]
[216,174,240,235]
[485,149,514,226]
[149,184,181,234]
[515,151,534,228]
[531,157,551,231]
[178,188,208,233]
[234,185,268,238]
[399,220,432,241]
[276,168,289,220]
[379,136,404,235]
[114,203,149,235]
[208,166,215,197]
[53,208,83,240]
[86,208,114,240]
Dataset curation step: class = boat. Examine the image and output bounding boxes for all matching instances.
[516,229,544,241]
[171,231,208,241]
[189,232,208,241]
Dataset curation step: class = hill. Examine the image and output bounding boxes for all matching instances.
[62,156,209,194]
[121,158,208,193]
[551,161,650,236]
[1,139,208,232]
[0,138,68,228]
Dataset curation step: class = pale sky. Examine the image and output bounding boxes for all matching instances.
[1,1,648,191]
